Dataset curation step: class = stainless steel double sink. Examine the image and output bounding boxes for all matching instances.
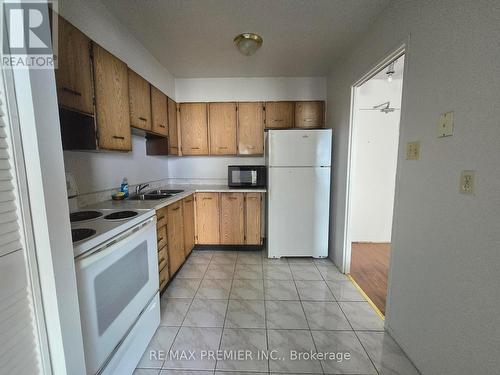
[129,189,184,201]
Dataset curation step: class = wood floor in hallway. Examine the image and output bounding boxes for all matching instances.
[350,242,391,315]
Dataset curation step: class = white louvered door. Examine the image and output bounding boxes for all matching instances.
[0,72,48,374]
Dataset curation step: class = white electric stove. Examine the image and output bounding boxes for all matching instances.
[70,208,155,258]
[70,207,160,375]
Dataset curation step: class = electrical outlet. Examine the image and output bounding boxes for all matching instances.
[438,111,454,137]
[460,170,475,194]
[406,141,421,160]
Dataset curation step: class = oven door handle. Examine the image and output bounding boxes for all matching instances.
[75,217,156,266]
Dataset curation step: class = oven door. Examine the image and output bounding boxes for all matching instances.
[75,218,158,375]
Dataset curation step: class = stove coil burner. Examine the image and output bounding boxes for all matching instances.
[103,210,138,220]
[71,228,97,242]
[70,210,103,223]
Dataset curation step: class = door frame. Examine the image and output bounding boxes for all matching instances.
[342,44,408,274]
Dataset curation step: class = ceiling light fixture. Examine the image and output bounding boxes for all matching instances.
[386,60,396,82]
[233,33,263,56]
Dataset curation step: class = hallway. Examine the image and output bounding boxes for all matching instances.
[135,250,418,374]
[350,243,391,315]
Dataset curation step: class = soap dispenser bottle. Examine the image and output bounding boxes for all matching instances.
[120,177,129,198]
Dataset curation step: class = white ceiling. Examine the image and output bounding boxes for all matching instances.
[101,0,391,78]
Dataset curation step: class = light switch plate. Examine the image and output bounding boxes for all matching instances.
[459,170,475,194]
[406,141,421,160]
[438,111,454,137]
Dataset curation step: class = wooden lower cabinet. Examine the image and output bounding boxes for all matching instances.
[167,201,185,276]
[245,193,263,245]
[194,192,263,245]
[220,193,245,244]
[183,195,195,255]
[195,192,220,244]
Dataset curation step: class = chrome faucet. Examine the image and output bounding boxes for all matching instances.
[135,183,150,195]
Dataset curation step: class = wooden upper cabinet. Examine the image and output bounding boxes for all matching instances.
[265,101,294,129]
[245,193,262,245]
[179,103,209,155]
[92,44,131,151]
[167,201,185,276]
[151,86,168,136]
[195,193,220,244]
[167,97,180,155]
[237,102,264,155]
[182,195,195,256]
[209,102,237,155]
[55,16,94,115]
[220,193,245,245]
[295,101,325,128]
[128,69,151,131]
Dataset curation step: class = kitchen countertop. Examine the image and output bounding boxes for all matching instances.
[85,184,267,211]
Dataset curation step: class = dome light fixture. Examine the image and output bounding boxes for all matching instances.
[233,33,263,56]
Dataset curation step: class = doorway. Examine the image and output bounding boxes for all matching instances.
[344,51,405,316]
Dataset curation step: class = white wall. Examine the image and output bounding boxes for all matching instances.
[326,1,500,374]
[349,78,402,242]
[60,0,174,194]
[171,77,327,181]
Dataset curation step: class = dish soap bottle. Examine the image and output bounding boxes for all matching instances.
[120,177,129,198]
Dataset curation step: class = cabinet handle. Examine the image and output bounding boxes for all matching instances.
[218,146,228,149]
[62,87,82,96]
[185,199,193,203]
[158,236,164,242]
[113,135,125,140]
[159,124,166,128]
[172,206,180,211]
[274,119,284,122]
[159,256,165,263]
[157,215,165,221]
[190,147,200,150]
[203,197,212,200]
[139,117,147,122]
[304,118,313,122]
[227,197,238,200]
[248,197,257,200]
[248,146,256,149]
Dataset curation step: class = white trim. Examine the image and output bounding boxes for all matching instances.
[342,41,408,275]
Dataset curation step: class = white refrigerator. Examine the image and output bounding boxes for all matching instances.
[266,129,332,258]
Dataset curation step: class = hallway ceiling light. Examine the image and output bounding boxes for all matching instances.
[386,61,396,82]
[233,33,263,56]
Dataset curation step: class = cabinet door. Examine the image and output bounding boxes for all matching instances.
[55,16,94,115]
[167,97,180,155]
[151,86,168,136]
[180,103,209,155]
[183,195,195,256]
[245,193,262,245]
[238,102,264,155]
[295,101,324,129]
[195,193,220,244]
[209,102,237,155]
[92,44,131,151]
[167,201,185,276]
[220,193,245,245]
[128,69,152,131]
[265,102,294,129]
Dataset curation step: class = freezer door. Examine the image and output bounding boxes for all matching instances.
[268,167,330,258]
[268,129,332,167]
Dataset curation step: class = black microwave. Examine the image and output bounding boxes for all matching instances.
[228,165,267,188]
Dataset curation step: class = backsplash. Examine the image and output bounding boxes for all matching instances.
[72,177,228,208]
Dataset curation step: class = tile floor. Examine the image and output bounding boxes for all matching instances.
[135,250,420,375]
